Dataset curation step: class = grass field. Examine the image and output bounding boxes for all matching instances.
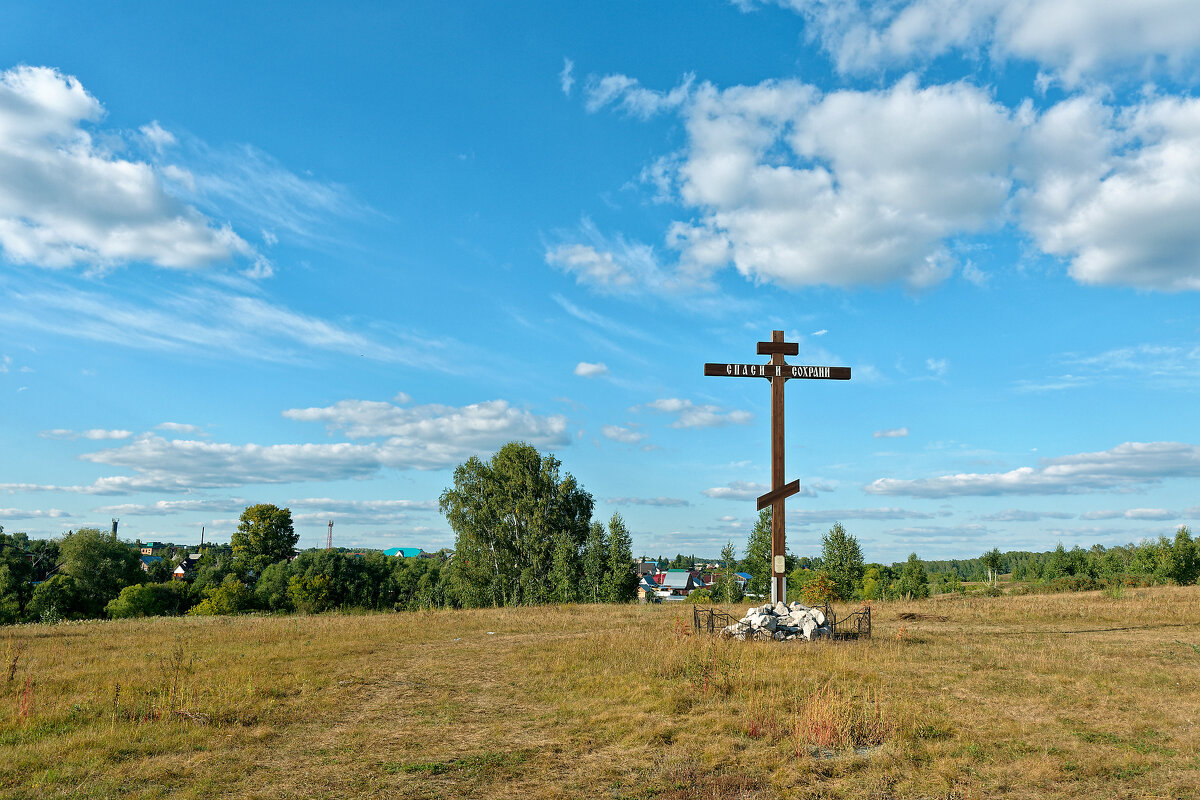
[3,586,1200,799]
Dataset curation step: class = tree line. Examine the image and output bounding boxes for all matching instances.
[695,509,1199,605]
[0,442,639,623]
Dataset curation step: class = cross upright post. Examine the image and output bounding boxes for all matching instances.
[703,331,851,605]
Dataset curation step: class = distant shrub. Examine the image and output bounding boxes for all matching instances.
[1035,576,1101,594]
[684,588,713,604]
[800,574,840,605]
[188,575,255,616]
[106,582,193,618]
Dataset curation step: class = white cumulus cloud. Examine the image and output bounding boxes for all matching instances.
[0,66,260,272]
[601,424,647,444]
[702,480,770,501]
[666,76,1019,288]
[644,397,753,428]
[767,0,1200,86]
[574,361,609,378]
[1019,95,1200,291]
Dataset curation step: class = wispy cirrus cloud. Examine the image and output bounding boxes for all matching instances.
[605,496,690,507]
[1016,343,1200,393]
[585,71,695,119]
[977,509,1075,522]
[40,428,133,440]
[287,497,439,526]
[0,272,444,367]
[788,507,948,522]
[1079,508,1179,521]
[873,427,909,439]
[559,58,575,97]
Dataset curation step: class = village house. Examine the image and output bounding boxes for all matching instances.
[637,573,662,603]
[658,569,706,600]
[382,547,423,558]
[172,552,203,581]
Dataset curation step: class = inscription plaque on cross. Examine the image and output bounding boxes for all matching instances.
[704,330,851,604]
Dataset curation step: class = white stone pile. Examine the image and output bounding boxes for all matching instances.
[720,601,832,642]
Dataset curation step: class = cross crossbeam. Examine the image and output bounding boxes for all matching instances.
[703,330,851,604]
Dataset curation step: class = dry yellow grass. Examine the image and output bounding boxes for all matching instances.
[3,586,1200,799]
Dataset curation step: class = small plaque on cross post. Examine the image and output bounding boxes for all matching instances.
[704,331,850,605]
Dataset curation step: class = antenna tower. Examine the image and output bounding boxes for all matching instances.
[326,520,334,550]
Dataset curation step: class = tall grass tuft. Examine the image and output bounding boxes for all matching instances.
[3,637,21,685]
[16,675,33,726]
[793,680,891,751]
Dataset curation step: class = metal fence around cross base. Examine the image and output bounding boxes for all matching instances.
[692,605,740,635]
[692,604,871,641]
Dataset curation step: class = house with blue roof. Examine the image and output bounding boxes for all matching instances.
[382,547,423,558]
[139,555,163,573]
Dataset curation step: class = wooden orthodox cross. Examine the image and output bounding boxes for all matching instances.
[704,331,850,604]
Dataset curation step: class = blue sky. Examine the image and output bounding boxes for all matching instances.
[2,1,1199,562]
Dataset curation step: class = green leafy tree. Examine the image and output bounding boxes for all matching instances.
[821,522,864,600]
[711,542,743,604]
[392,556,448,610]
[896,553,930,599]
[0,528,35,623]
[231,504,298,574]
[411,561,447,609]
[288,573,335,613]
[28,574,80,622]
[189,575,255,616]
[191,550,238,595]
[742,508,772,598]
[981,548,1003,587]
[58,528,144,617]
[684,587,713,604]
[144,557,174,583]
[935,572,965,594]
[255,560,295,611]
[1166,526,1199,586]
[105,582,193,618]
[549,532,580,603]
[799,572,839,605]
[859,566,884,600]
[601,513,638,604]
[439,442,593,607]
[580,521,608,603]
